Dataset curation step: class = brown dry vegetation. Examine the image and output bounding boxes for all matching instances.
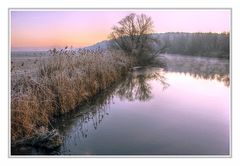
[11,48,133,141]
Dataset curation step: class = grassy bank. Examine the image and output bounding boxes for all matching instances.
[11,48,133,142]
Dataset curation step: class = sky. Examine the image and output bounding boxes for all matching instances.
[11,10,230,50]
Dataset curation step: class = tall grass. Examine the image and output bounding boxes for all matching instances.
[11,48,133,141]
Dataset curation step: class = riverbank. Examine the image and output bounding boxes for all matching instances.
[11,48,133,148]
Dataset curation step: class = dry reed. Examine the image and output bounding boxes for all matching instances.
[11,48,133,141]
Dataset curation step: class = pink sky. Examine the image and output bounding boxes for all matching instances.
[11,10,230,50]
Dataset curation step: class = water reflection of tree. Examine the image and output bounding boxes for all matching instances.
[116,68,169,101]
[183,72,230,87]
[55,67,169,151]
[163,54,230,86]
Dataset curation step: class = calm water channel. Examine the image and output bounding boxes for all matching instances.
[15,54,230,155]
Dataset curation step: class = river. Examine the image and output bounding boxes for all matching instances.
[14,54,230,155]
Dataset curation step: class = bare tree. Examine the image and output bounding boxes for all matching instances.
[109,13,166,65]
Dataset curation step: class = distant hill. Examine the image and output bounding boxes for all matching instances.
[84,40,112,50]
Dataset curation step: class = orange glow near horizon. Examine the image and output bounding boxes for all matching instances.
[11,25,108,48]
[12,31,107,48]
[11,10,230,50]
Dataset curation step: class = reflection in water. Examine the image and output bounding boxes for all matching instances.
[56,89,114,143]
[162,54,230,86]
[57,67,169,153]
[116,68,169,101]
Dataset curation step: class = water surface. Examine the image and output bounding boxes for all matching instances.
[56,54,230,155]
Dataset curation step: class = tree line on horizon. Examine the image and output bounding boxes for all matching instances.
[108,31,230,59]
[153,32,229,58]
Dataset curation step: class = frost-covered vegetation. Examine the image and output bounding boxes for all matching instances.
[152,32,230,58]
[11,48,133,142]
